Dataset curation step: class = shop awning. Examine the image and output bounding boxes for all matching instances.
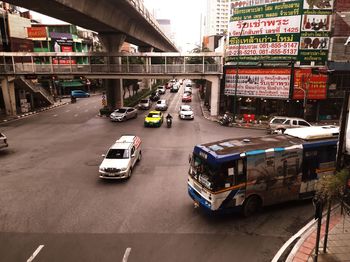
[60,81,84,88]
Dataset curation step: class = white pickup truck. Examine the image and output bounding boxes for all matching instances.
[0,132,8,149]
[99,135,142,179]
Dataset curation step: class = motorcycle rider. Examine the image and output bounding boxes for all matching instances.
[166,113,173,127]
[166,113,173,121]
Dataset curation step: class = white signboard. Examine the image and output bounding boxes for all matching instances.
[229,15,301,37]
[224,68,291,98]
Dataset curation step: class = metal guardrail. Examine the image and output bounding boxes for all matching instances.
[0,52,223,76]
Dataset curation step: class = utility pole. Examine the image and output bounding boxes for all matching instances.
[232,22,247,122]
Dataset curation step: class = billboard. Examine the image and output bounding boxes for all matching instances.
[224,68,291,98]
[27,27,47,38]
[292,68,327,99]
[228,0,334,64]
[299,0,333,63]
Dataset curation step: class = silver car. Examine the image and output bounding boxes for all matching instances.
[110,107,138,122]
[155,99,168,111]
[268,116,311,134]
[138,99,151,110]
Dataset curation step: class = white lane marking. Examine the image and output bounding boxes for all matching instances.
[53,114,58,117]
[74,114,78,117]
[65,110,70,113]
[76,106,80,109]
[27,245,44,262]
[122,247,131,262]
[84,109,89,112]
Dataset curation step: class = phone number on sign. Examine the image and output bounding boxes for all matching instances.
[228,42,299,56]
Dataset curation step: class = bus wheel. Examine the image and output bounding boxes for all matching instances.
[242,196,261,217]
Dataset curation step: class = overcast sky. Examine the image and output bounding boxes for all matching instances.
[144,0,206,51]
[29,0,206,52]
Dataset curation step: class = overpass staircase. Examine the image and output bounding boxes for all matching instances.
[15,77,55,105]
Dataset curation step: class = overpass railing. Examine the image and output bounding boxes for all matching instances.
[0,52,223,76]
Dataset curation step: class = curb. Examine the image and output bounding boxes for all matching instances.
[0,101,69,124]
[272,204,341,262]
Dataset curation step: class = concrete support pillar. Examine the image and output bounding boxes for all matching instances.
[98,33,126,110]
[206,76,220,117]
[1,77,16,116]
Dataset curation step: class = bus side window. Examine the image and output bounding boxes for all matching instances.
[236,159,246,184]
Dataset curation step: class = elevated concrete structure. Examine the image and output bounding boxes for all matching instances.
[6,0,177,52]
[5,0,179,110]
[0,52,223,116]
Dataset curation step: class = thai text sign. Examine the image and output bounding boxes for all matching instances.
[225,68,291,98]
[27,27,47,38]
[293,68,327,100]
[228,0,334,64]
[228,0,302,61]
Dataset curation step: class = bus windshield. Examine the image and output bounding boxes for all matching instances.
[190,154,234,191]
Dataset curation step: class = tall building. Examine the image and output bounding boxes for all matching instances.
[204,0,230,36]
[157,19,175,44]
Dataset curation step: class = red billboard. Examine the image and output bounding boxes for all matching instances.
[293,68,327,100]
[27,27,47,38]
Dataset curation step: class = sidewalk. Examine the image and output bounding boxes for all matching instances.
[273,205,350,262]
[199,99,268,130]
[0,98,70,124]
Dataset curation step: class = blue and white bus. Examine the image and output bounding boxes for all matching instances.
[187,126,339,216]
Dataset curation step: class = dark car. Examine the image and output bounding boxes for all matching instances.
[150,91,160,101]
[71,90,90,98]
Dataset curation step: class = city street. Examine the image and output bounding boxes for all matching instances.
[0,87,315,262]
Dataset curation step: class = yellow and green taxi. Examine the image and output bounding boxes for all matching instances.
[144,110,164,127]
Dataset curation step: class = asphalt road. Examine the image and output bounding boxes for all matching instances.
[0,87,315,262]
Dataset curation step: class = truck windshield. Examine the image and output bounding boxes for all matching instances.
[106,149,129,159]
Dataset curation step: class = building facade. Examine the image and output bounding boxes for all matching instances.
[220,0,349,122]
[204,0,230,36]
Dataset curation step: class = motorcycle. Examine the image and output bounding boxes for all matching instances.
[219,113,234,126]
[166,117,172,128]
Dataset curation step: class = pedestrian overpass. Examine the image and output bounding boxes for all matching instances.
[0,52,223,116]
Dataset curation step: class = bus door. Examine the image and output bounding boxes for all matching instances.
[271,149,302,203]
[251,149,302,206]
[300,150,318,197]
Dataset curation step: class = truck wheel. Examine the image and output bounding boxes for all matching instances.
[127,168,132,179]
[277,128,285,134]
[138,151,142,162]
[242,196,261,217]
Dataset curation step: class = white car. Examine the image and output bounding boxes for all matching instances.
[179,105,194,120]
[157,86,166,95]
[99,135,142,179]
[0,132,8,149]
[155,99,168,111]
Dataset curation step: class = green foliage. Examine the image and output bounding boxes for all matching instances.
[316,169,349,201]
[186,46,216,65]
[124,88,153,107]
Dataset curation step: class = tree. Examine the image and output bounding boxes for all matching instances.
[316,169,349,202]
[186,46,216,65]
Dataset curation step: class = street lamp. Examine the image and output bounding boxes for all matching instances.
[233,22,247,121]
